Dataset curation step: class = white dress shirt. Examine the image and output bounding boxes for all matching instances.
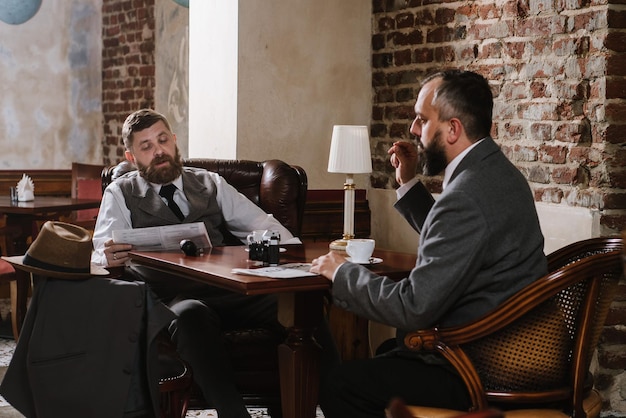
[91,171,299,265]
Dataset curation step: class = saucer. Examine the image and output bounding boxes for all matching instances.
[245,247,287,253]
[346,257,383,265]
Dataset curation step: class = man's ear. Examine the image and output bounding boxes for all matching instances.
[446,118,463,144]
[124,150,135,164]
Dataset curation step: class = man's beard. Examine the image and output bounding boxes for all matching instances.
[421,129,447,176]
[137,148,184,184]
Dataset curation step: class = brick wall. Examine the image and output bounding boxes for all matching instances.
[371,0,625,414]
[101,0,155,165]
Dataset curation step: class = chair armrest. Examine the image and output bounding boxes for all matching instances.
[260,160,307,237]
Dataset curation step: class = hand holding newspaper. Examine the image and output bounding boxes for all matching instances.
[112,222,212,251]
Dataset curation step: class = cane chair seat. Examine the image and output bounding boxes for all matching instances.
[401,237,623,418]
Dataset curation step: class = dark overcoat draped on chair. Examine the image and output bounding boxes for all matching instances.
[0,276,176,418]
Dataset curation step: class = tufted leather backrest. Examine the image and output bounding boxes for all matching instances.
[101,158,307,237]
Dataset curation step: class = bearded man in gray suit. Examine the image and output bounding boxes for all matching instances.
[311,70,548,417]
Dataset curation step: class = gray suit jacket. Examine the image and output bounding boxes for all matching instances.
[332,137,547,342]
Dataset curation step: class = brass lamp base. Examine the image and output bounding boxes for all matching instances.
[329,238,349,252]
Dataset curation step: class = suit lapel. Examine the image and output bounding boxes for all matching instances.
[181,170,210,220]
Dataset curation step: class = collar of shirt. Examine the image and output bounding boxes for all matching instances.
[150,175,190,217]
[442,137,485,190]
[150,175,184,196]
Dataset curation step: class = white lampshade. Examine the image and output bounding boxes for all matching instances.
[327,125,373,174]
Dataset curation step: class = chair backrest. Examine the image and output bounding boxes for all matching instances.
[71,162,105,222]
[546,236,623,271]
[101,158,308,237]
[462,241,622,414]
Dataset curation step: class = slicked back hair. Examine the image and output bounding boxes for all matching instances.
[422,70,493,142]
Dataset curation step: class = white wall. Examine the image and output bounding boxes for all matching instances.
[189,0,239,159]
[189,0,372,189]
[0,0,103,169]
[370,189,600,256]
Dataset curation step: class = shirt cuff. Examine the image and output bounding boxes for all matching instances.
[396,177,420,200]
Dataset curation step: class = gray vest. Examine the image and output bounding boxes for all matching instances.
[116,168,227,246]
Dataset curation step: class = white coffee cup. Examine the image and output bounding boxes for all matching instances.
[346,239,375,263]
[246,229,268,245]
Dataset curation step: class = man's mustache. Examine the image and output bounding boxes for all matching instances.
[151,155,174,167]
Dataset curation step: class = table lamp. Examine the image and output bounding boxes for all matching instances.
[327,125,372,251]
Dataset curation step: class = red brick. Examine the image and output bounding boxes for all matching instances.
[610,169,626,188]
[608,8,626,29]
[535,187,564,203]
[504,41,526,59]
[554,166,584,184]
[605,32,626,53]
[396,12,415,28]
[600,214,626,233]
[540,145,568,163]
[606,102,626,122]
[603,192,626,209]
[606,77,626,99]
[604,124,626,144]
[555,121,591,143]
[394,49,412,65]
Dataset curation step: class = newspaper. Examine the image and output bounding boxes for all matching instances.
[231,263,316,279]
[112,222,212,251]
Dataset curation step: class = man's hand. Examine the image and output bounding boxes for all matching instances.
[104,239,133,267]
[310,251,348,281]
[388,141,419,186]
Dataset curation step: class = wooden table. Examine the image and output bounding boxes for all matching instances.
[0,196,102,255]
[129,241,416,418]
[0,196,102,339]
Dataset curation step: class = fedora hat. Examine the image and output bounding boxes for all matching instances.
[2,221,108,279]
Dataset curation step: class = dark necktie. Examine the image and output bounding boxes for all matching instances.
[159,184,184,221]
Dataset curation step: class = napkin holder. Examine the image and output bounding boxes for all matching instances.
[17,174,35,202]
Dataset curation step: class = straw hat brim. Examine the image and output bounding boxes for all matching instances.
[2,255,109,279]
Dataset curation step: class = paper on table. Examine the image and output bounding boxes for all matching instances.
[232,263,316,279]
[113,222,212,251]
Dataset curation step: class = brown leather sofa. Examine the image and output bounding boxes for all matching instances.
[102,158,307,239]
[102,158,308,415]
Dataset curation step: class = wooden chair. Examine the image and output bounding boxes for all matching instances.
[0,259,18,340]
[102,158,308,415]
[69,162,105,232]
[400,237,623,418]
[157,332,193,418]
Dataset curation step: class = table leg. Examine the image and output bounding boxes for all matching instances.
[9,269,30,340]
[277,290,324,418]
[4,214,35,341]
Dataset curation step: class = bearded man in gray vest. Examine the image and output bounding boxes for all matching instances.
[92,109,338,418]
